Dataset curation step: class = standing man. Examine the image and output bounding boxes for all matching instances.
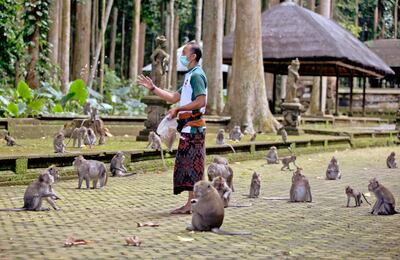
[137,41,207,214]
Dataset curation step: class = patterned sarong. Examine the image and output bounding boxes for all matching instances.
[173,132,205,195]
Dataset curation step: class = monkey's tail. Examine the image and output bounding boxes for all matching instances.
[225,144,236,153]
[362,193,372,206]
[122,173,137,177]
[160,148,167,170]
[0,208,26,211]
[228,203,252,208]
[211,228,252,236]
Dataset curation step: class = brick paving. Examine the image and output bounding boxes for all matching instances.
[0,146,399,259]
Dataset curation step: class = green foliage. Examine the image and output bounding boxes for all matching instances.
[68,79,88,105]
[17,80,32,100]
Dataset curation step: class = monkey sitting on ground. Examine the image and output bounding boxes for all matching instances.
[147,131,166,169]
[216,129,236,153]
[229,126,243,142]
[207,162,234,191]
[54,132,66,153]
[249,172,261,198]
[289,168,312,202]
[73,155,108,189]
[186,181,251,235]
[266,146,280,164]
[110,151,136,177]
[386,152,397,169]
[0,171,61,211]
[211,176,232,208]
[84,128,97,148]
[368,178,397,215]
[326,156,341,180]
[83,102,92,116]
[4,134,19,146]
[345,186,371,207]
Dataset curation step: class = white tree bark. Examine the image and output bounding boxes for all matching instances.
[195,0,203,43]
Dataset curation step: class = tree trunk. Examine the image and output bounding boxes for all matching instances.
[72,0,91,84]
[395,0,398,38]
[227,0,280,133]
[166,0,174,90]
[26,11,40,89]
[222,0,236,115]
[137,22,147,76]
[129,0,141,80]
[308,0,315,11]
[109,7,118,70]
[60,0,71,93]
[88,0,114,89]
[374,5,378,39]
[58,0,63,65]
[307,77,320,115]
[204,0,224,115]
[121,12,126,78]
[268,0,280,9]
[99,0,106,95]
[171,15,179,89]
[48,0,60,68]
[195,0,203,43]
[91,0,98,64]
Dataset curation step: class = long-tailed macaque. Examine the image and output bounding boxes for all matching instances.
[73,155,108,189]
[289,168,312,202]
[368,178,397,215]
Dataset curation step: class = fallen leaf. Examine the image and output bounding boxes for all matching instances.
[316,176,323,179]
[64,237,92,247]
[125,236,141,246]
[137,222,160,228]
[364,192,371,197]
[177,236,194,242]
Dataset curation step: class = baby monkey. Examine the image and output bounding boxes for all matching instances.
[386,152,397,169]
[248,172,261,198]
[4,134,19,146]
[216,129,236,153]
[229,126,243,142]
[345,186,370,207]
[110,151,136,177]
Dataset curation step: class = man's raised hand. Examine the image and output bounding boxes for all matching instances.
[137,75,155,90]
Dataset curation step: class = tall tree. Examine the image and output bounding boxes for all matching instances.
[203,0,224,115]
[72,0,91,83]
[109,7,118,70]
[195,0,203,43]
[137,22,147,76]
[171,15,179,89]
[166,0,174,89]
[395,0,398,38]
[129,0,141,80]
[99,0,106,95]
[60,0,71,93]
[48,0,60,68]
[121,12,126,78]
[227,0,280,133]
[88,0,114,88]
[25,1,41,89]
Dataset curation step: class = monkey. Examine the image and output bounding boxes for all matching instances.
[0,171,60,211]
[278,127,288,144]
[4,134,19,146]
[164,128,177,152]
[368,178,397,215]
[207,162,234,192]
[73,155,108,189]
[216,129,236,153]
[186,180,252,235]
[386,152,397,169]
[66,126,88,148]
[213,155,229,165]
[326,156,341,180]
[281,155,297,171]
[345,186,371,207]
[110,151,136,177]
[54,132,66,153]
[83,102,92,116]
[289,168,312,202]
[229,126,243,142]
[84,128,97,148]
[266,146,280,164]
[249,172,261,198]
[211,176,232,208]
[147,131,166,169]
[250,132,257,142]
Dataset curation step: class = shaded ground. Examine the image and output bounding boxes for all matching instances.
[0,146,399,259]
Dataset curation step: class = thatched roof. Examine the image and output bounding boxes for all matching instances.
[222,2,394,78]
[365,39,400,70]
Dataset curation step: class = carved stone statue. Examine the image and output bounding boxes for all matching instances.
[285,58,300,103]
[150,36,169,89]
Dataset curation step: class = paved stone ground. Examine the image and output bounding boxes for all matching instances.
[0,146,399,259]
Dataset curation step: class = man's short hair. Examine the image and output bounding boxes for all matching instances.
[187,41,202,62]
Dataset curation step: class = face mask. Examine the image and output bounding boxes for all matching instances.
[179,55,190,67]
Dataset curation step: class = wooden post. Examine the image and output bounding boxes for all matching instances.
[349,73,354,116]
[272,73,277,114]
[319,66,323,112]
[335,67,339,116]
[362,76,367,116]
